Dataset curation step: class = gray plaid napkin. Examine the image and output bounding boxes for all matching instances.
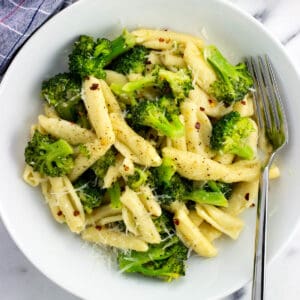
[0,0,74,77]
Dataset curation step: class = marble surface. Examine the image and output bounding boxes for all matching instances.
[1,0,300,299]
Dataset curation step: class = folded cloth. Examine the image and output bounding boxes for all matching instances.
[0,0,74,77]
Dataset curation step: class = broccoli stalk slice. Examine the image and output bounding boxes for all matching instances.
[108,181,122,209]
[203,45,254,104]
[121,76,156,93]
[130,100,184,138]
[183,190,228,207]
[25,131,74,177]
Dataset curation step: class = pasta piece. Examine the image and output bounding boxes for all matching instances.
[97,215,123,226]
[173,206,217,257]
[110,113,161,167]
[188,210,203,227]
[82,227,148,252]
[195,204,244,240]
[49,177,85,233]
[199,222,222,242]
[82,76,115,144]
[184,42,216,92]
[69,139,112,181]
[138,185,162,217]
[223,180,259,216]
[23,164,44,187]
[160,52,186,70]
[163,147,260,182]
[189,85,231,118]
[213,153,235,165]
[104,70,128,86]
[86,204,122,226]
[132,29,204,49]
[41,180,65,224]
[114,140,143,165]
[119,157,135,178]
[233,95,254,117]
[269,164,280,179]
[120,187,161,244]
[38,115,96,145]
[122,207,139,235]
[103,155,124,188]
[99,79,122,114]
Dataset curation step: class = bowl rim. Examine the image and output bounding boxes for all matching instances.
[1,0,300,299]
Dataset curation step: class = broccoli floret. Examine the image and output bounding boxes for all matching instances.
[109,45,150,75]
[69,30,136,79]
[153,210,175,238]
[91,148,116,183]
[74,170,104,213]
[204,45,253,104]
[210,111,255,159]
[118,235,188,281]
[204,181,233,199]
[25,130,74,177]
[158,68,194,100]
[126,167,150,190]
[150,158,190,205]
[107,181,122,209]
[129,100,184,138]
[41,73,90,126]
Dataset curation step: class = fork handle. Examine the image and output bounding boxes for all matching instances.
[252,167,269,300]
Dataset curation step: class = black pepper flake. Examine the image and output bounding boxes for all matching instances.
[250,203,255,207]
[158,37,165,42]
[95,225,102,231]
[200,107,205,111]
[245,193,250,201]
[90,83,99,90]
[57,211,63,216]
[208,99,214,104]
[73,210,80,216]
[241,100,246,105]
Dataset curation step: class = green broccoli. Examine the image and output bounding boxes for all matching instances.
[204,181,233,199]
[126,167,150,190]
[210,111,255,159]
[91,147,117,183]
[41,73,89,126]
[74,170,104,213]
[107,181,122,209]
[129,100,184,138]
[153,210,175,238]
[203,45,253,104]
[69,30,136,79]
[118,235,188,281]
[109,45,150,75]
[24,130,74,177]
[158,68,194,100]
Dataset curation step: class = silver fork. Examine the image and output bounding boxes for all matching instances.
[246,55,288,300]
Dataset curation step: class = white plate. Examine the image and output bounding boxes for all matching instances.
[0,0,299,299]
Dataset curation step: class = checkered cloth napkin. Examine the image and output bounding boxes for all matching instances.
[0,0,74,78]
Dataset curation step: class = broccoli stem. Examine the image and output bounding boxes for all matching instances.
[183,190,228,207]
[229,144,254,160]
[108,182,122,209]
[122,76,156,93]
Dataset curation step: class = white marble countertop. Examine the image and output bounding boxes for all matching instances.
[1,0,300,299]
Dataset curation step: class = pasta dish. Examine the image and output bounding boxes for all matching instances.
[22,28,279,281]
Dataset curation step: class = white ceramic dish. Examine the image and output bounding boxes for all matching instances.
[0,0,299,299]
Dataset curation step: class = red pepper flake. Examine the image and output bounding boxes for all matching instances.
[57,211,63,216]
[195,122,201,130]
[173,218,180,226]
[124,165,129,171]
[73,210,80,216]
[90,83,99,90]
[158,37,165,42]
[200,107,205,112]
[245,193,250,201]
[241,100,246,105]
[95,225,102,231]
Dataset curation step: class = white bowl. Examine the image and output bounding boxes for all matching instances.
[0,0,299,299]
